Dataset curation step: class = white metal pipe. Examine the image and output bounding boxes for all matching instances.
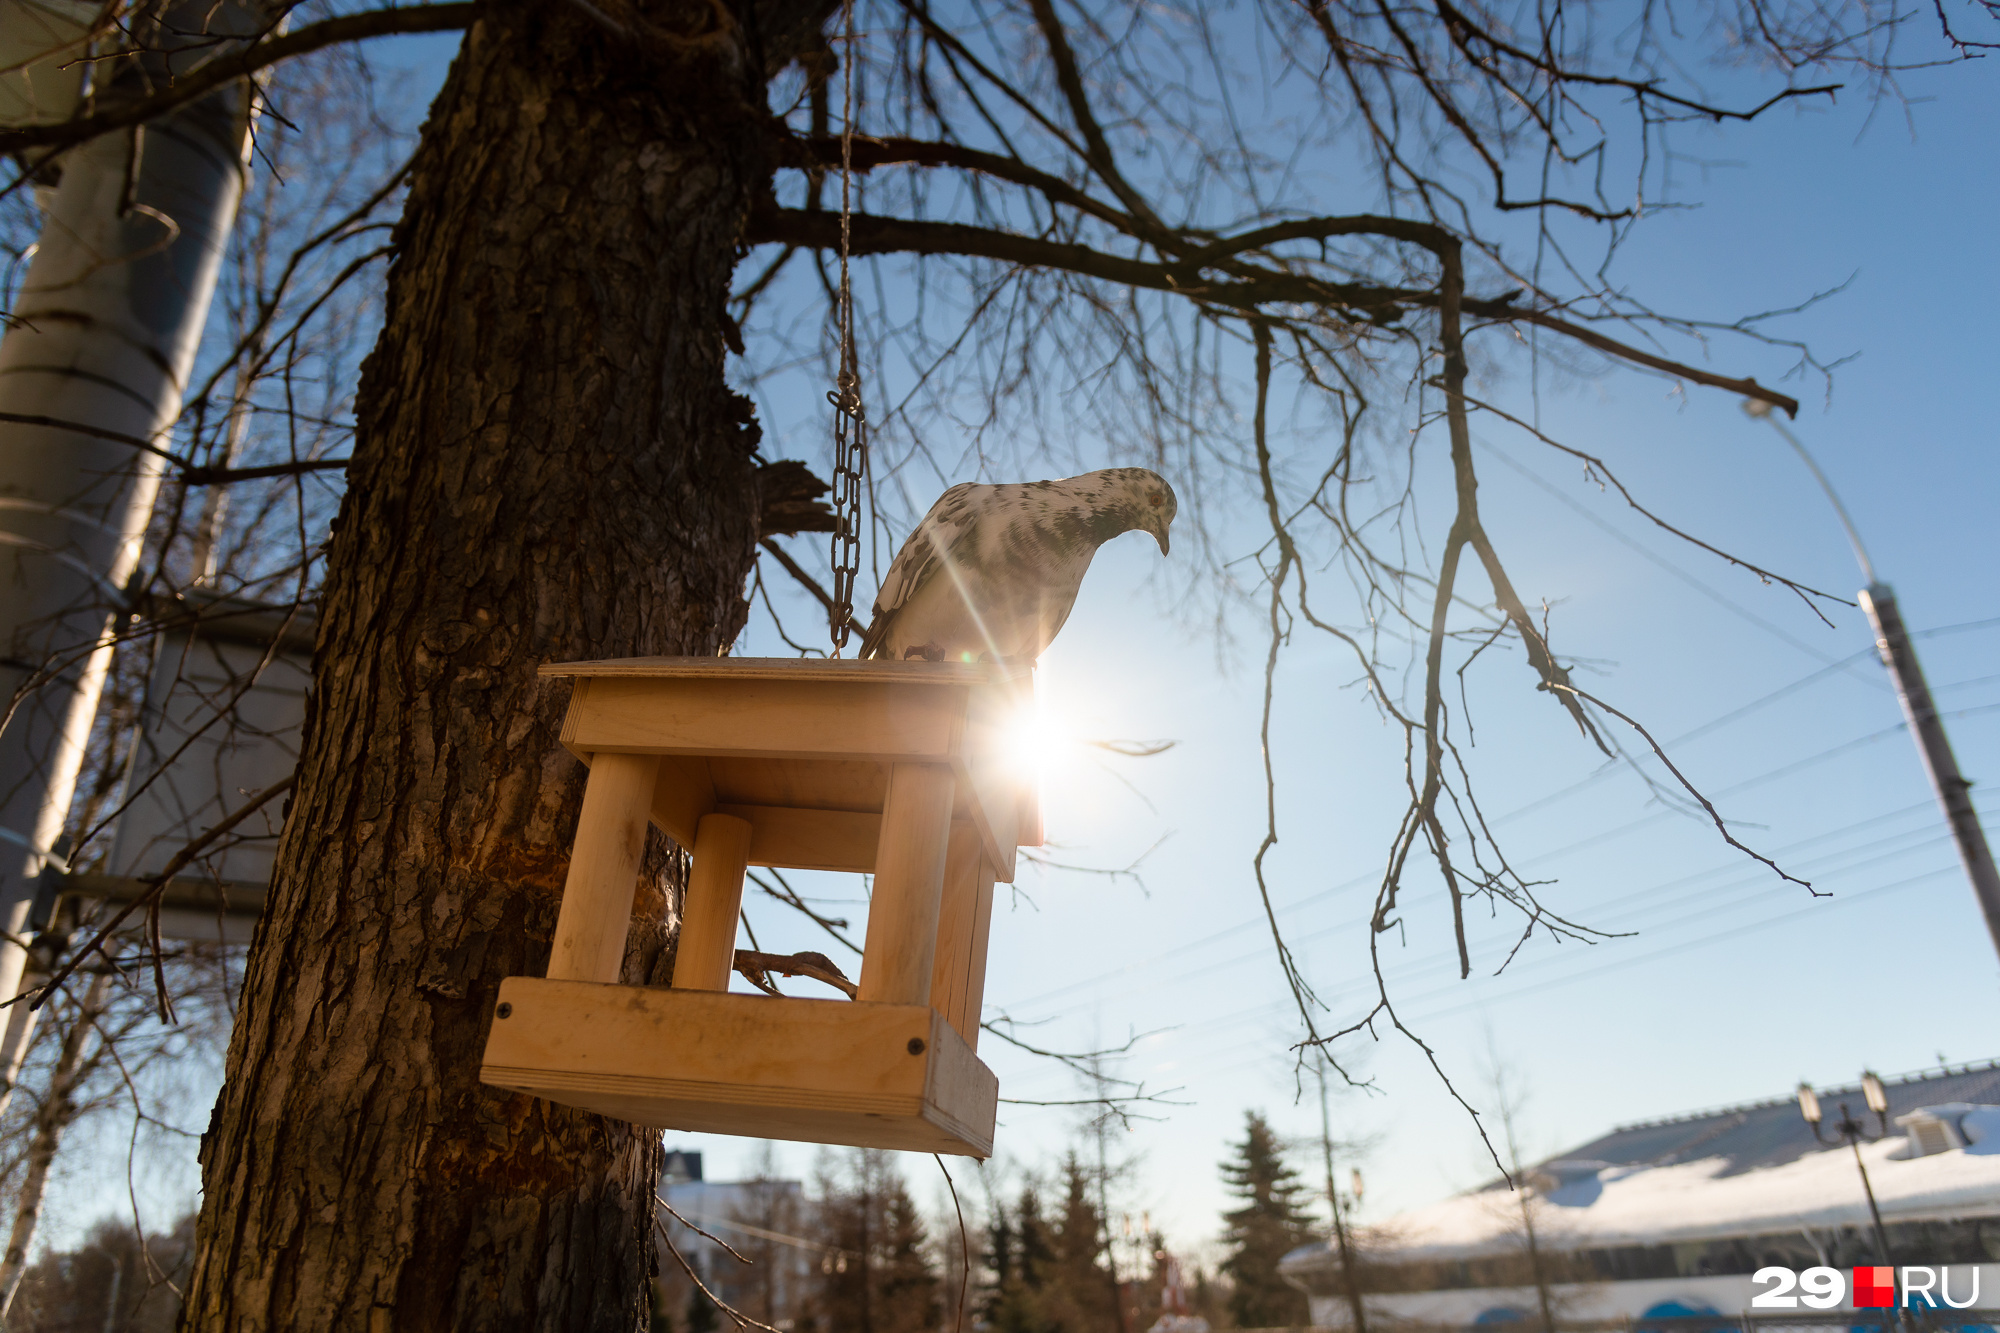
[0,7,258,1026]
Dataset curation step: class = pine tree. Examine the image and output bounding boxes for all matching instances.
[878,1183,940,1333]
[815,1151,940,1333]
[985,1185,1056,1333]
[1219,1112,1317,1328]
[1046,1155,1118,1333]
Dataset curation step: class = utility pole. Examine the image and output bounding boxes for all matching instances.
[1859,587,2000,959]
[1747,403,2000,965]
[0,0,261,1101]
[1313,1057,1368,1333]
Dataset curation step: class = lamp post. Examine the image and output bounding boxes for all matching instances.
[1744,401,2000,968]
[1797,1072,1896,1265]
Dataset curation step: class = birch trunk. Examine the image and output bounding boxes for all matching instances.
[0,971,112,1316]
[182,0,831,1326]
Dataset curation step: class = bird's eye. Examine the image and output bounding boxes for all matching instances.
[1148,492,1164,508]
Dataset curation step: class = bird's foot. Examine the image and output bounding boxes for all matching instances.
[902,642,948,662]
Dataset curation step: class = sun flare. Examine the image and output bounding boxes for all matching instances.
[999,691,1070,784]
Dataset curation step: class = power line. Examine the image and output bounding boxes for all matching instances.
[1473,436,1886,684]
[987,607,2000,1020]
[995,693,2000,1018]
[996,809,1972,1087]
[1111,860,1967,1098]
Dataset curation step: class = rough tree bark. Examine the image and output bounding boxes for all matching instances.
[181,0,831,1325]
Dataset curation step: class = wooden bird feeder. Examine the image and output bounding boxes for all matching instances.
[478,656,1041,1158]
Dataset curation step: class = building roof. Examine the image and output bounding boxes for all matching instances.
[1371,1059,2000,1261]
[1573,1060,2000,1177]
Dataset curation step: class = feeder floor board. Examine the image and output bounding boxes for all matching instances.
[480,977,999,1157]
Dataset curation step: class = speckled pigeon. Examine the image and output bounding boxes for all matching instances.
[859,468,1177,664]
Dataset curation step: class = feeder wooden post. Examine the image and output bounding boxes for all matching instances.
[931,823,996,1049]
[858,761,955,1005]
[548,751,660,983]
[672,812,754,991]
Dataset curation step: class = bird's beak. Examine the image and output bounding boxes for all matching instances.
[1155,526,1171,556]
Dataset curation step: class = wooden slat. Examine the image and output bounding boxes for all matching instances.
[929,824,989,1047]
[562,677,969,765]
[548,752,659,984]
[858,763,955,1006]
[958,856,997,1055]
[672,814,753,992]
[541,655,1027,687]
[716,804,881,873]
[705,757,886,815]
[558,666,1036,879]
[480,979,997,1156]
[922,1006,996,1141]
[650,756,716,848]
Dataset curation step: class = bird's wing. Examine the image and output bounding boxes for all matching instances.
[860,482,983,658]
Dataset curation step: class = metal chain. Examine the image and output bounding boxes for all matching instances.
[827,0,867,654]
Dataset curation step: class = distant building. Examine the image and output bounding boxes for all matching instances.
[1282,1061,2000,1329]
[657,1149,816,1331]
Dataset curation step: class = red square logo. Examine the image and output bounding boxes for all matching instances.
[1853,1266,1895,1308]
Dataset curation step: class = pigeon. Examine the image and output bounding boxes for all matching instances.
[858,468,1176,664]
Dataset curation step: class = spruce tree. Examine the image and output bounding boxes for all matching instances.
[878,1181,940,1333]
[1046,1156,1117,1333]
[815,1152,940,1333]
[986,1185,1056,1333]
[1219,1112,1317,1327]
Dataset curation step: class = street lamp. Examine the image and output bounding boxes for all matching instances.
[1744,400,2000,968]
[1797,1073,1895,1265]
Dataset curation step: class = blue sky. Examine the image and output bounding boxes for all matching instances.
[701,37,2000,1257]
[41,8,2000,1268]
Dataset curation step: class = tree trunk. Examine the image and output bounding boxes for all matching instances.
[0,971,112,1317]
[181,0,829,1326]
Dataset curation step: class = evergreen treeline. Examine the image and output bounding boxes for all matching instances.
[32,1111,1339,1333]
[982,1154,1123,1333]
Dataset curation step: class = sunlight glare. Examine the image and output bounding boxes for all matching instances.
[999,674,1072,786]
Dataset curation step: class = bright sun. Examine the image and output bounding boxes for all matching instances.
[1000,691,1070,783]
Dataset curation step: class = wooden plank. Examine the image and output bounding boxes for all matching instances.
[957,856,997,1056]
[479,978,997,1156]
[710,759,990,824]
[857,763,955,1006]
[649,756,716,848]
[558,676,593,754]
[541,655,1028,688]
[923,1007,998,1144]
[920,824,992,1040]
[672,814,753,992]
[548,752,660,984]
[929,824,986,1046]
[562,677,968,765]
[716,804,882,874]
[706,757,886,816]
